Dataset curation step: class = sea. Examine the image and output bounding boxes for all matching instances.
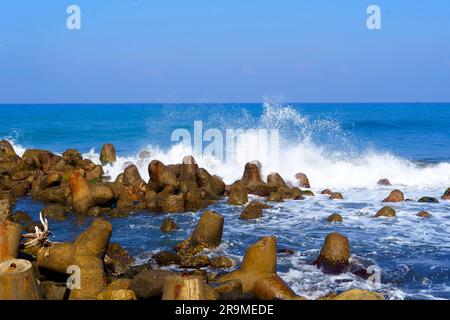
[1,102,449,300]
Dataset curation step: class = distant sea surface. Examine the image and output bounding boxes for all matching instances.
[2,102,450,300]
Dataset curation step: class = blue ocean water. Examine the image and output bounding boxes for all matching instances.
[2,102,450,300]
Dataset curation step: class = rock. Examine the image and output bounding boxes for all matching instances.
[42,204,69,221]
[116,185,143,209]
[241,162,264,192]
[40,186,67,203]
[442,188,450,200]
[184,190,208,211]
[107,278,131,291]
[0,199,12,222]
[267,192,284,202]
[108,207,130,218]
[97,289,136,300]
[417,211,432,218]
[327,213,343,222]
[0,140,18,159]
[36,243,75,274]
[0,259,41,300]
[240,201,269,220]
[253,274,301,300]
[148,160,179,190]
[374,206,396,218]
[267,173,288,188]
[160,217,178,233]
[85,165,104,181]
[105,243,134,274]
[62,149,83,166]
[152,251,180,266]
[11,180,31,198]
[204,283,220,300]
[277,186,303,199]
[122,164,145,190]
[253,184,280,197]
[197,168,225,197]
[217,236,277,293]
[12,211,32,225]
[100,143,117,165]
[21,149,57,171]
[69,171,114,214]
[11,170,31,182]
[377,179,391,186]
[295,172,310,188]
[86,206,106,217]
[227,182,248,205]
[418,197,439,203]
[210,256,233,269]
[130,269,176,299]
[69,255,106,300]
[333,289,384,300]
[320,189,333,195]
[301,190,315,197]
[162,275,206,300]
[160,194,185,213]
[213,279,242,295]
[329,192,344,200]
[39,281,68,300]
[383,189,404,202]
[190,211,224,248]
[179,255,210,268]
[315,232,351,274]
[74,219,112,258]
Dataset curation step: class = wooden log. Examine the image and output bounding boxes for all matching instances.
[162,275,206,300]
[0,259,41,300]
[0,221,22,262]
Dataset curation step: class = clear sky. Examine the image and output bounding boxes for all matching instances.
[1,0,449,103]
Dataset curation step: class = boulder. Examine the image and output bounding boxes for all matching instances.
[241,162,264,192]
[418,197,439,203]
[106,278,131,291]
[105,243,134,274]
[162,275,206,300]
[267,192,284,202]
[86,206,106,217]
[267,173,288,188]
[184,190,209,211]
[122,164,145,190]
[197,168,225,197]
[85,165,104,181]
[329,192,344,200]
[160,217,178,233]
[377,179,391,186]
[383,189,404,202]
[315,232,351,274]
[41,204,69,221]
[374,206,396,218]
[333,289,384,300]
[160,194,185,213]
[152,251,180,266]
[148,160,179,190]
[214,279,242,295]
[210,256,233,269]
[12,211,32,225]
[190,211,224,248]
[36,243,76,274]
[327,213,343,222]
[179,255,210,268]
[240,201,271,220]
[0,199,12,222]
[100,143,117,165]
[227,182,248,205]
[0,140,18,160]
[417,211,432,218]
[40,185,68,203]
[320,189,333,195]
[74,219,112,258]
[62,149,83,166]
[69,255,106,300]
[130,269,176,299]
[295,172,310,188]
[39,281,68,300]
[216,237,277,293]
[301,190,315,197]
[442,188,450,200]
[253,184,280,197]
[11,170,31,182]
[97,289,136,300]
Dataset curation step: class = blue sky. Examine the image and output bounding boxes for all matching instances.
[0,0,449,103]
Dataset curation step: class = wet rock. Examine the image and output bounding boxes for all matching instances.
[240,201,271,220]
[277,186,303,199]
[417,211,432,218]
[241,162,264,192]
[418,196,439,203]
[320,189,333,195]
[107,278,131,291]
[74,219,112,258]
[160,194,185,213]
[184,190,209,211]
[383,189,404,202]
[333,289,384,300]
[210,256,233,269]
[329,192,344,200]
[69,255,106,300]
[377,179,392,186]
[85,165,104,181]
[179,255,210,268]
[148,160,179,191]
[442,188,450,200]
[122,164,145,191]
[0,140,18,160]
[253,274,301,300]
[327,213,343,222]
[213,279,242,295]
[22,149,58,171]
[108,207,130,218]
[0,199,12,222]
[227,182,248,205]
[301,190,315,197]
[267,173,288,188]
[152,251,180,266]
[197,168,225,197]
[86,206,106,217]
[39,281,68,300]
[11,180,31,198]
[295,172,311,188]
[100,143,117,165]
[189,211,224,249]
[315,232,351,274]
[253,184,280,197]
[267,192,284,202]
[11,170,31,182]
[62,149,83,166]
[217,236,277,293]
[13,211,32,225]
[40,186,68,203]
[42,204,69,221]
[105,243,134,274]
[374,206,396,218]
[160,217,178,233]
[130,269,176,299]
